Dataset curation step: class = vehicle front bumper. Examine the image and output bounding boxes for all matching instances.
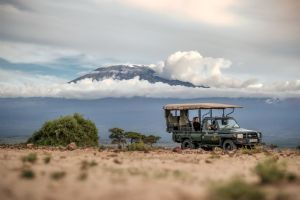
[235,138,261,145]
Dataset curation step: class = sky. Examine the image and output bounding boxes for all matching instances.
[0,0,299,98]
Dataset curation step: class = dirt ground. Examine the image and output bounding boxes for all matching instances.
[0,146,299,200]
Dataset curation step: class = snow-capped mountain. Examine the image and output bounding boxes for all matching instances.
[69,65,209,88]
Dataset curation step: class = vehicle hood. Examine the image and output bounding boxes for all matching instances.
[229,128,257,133]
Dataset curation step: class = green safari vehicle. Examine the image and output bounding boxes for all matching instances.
[163,103,262,150]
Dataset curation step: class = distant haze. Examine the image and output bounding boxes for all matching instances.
[0,97,299,147]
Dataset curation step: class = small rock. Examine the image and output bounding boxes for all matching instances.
[172,147,182,153]
[67,142,77,151]
[26,143,34,149]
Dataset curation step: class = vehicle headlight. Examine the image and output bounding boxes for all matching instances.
[237,133,243,139]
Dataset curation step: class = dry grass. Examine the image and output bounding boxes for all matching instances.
[0,147,299,200]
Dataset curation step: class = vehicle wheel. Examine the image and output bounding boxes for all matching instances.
[193,143,200,149]
[181,139,195,149]
[223,140,237,151]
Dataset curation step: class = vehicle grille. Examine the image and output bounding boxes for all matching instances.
[243,132,258,138]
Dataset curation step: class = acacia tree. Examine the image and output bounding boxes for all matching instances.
[125,132,142,144]
[109,128,126,148]
[142,135,161,147]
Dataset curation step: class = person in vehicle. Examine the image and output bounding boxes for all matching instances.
[205,119,217,131]
[210,120,218,131]
[167,112,179,130]
[193,117,201,131]
[179,110,190,129]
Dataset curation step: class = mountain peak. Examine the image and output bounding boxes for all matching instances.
[69,65,209,88]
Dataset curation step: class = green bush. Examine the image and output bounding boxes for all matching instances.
[50,171,66,180]
[22,153,37,164]
[210,178,265,200]
[44,155,51,164]
[127,142,149,151]
[20,169,35,179]
[255,157,286,184]
[27,113,98,147]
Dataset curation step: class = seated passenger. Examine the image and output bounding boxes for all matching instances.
[168,113,179,130]
[210,120,218,131]
[193,117,201,131]
[179,111,189,127]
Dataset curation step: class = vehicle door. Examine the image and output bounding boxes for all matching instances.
[202,119,221,145]
[190,131,202,142]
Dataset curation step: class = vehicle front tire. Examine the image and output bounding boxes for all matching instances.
[181,139,195,149]
[222,139,237,151]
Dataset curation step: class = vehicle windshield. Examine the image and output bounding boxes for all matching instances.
[217,118,239,129]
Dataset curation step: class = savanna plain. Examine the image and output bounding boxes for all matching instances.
[0,145,299,200]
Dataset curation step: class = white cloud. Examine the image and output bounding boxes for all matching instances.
[121,0,239,26]
[151,51,262,88]
[0,68,299,99]
[0,68,66,84]
[265,80,300,92]
[0,41,81,64]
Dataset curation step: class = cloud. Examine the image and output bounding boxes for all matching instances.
[0,68,299,99]
[0,68,66,84]
[0,41,81,64]
[266,80,300,92]
[0,50,299,99]
[0,0,299,83]
[121,0,239,26]
[151,51,261,88]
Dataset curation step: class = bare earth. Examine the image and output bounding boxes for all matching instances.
[0,147,299,200]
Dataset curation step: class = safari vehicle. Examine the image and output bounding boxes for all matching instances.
[163,103,262,150]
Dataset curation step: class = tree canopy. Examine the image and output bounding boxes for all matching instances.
[125,132,142,143]
[27,113,98,146]
[109,128,126,147]
[109,128,160,148]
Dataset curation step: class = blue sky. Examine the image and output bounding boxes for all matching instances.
[0,0,299,98]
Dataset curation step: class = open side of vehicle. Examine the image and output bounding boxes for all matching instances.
[163,103,262,150]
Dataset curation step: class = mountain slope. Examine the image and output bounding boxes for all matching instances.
[70,65,209,88]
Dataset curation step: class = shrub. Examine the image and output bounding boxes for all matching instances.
[22,153,37,164]
[286,172,297,182]
[209,178,265,200]
[142,135,161,147]
[254,157,286,184]
[127,142,149,151]
[27,113,98,147]
[81,160,98,170]
[50,171,66,180]
[239,146,263,155]
[78,172,88,181]
[44,155,51,164]
[20,169,35,179]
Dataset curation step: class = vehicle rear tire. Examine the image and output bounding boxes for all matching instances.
[181,139,195,149]
[223,139,237,151]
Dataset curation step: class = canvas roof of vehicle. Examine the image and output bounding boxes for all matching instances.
[163,103,242,110]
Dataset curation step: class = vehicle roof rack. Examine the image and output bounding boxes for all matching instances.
[163,103,243,110]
